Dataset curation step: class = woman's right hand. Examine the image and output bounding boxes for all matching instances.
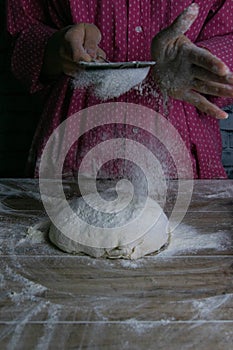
[42,23,106,79]
[151,3,233,119]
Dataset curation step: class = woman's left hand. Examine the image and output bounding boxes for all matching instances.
[151,3,233,119]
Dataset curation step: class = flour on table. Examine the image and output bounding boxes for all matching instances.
[49,191,169,260]
[27,220,50,243]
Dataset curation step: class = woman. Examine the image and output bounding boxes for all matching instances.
[7,1,233,178]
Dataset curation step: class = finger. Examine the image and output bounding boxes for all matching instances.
[189,45,230,76]
[168,3,199,37]
[183,90,229,119]
[83,23,102,58]
[96,47,107,61]
[65,24,93,62]
[192,79,233,98]
[192,66,233,85]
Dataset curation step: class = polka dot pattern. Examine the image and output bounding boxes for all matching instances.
[7,0,233,178]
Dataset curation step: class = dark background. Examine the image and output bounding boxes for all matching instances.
[1,2,233,178]
[0,1,41,177]
[220,108,233,178]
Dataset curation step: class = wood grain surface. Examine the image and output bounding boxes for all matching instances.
[0,179,232,349]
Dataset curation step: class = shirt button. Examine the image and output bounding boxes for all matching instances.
[132,127,139,134]
[135,26,143,33]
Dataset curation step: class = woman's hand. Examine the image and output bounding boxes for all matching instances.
[42,23,106,79]
[151,3,233,119]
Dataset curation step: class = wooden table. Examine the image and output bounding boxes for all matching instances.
[0,179,232,350]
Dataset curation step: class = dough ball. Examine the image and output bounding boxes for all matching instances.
[49,191,169,259]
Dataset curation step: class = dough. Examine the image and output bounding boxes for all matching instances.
[49,191,169,260]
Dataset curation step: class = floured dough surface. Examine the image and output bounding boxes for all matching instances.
[49,191,169,260]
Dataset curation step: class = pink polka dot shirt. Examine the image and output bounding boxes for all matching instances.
[7,0,233,179]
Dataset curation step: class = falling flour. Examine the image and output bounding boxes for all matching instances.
[72,67,151,100]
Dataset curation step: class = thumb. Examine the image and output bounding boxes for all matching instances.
[83,23,102,59]
[64,23,93,62]
[168,3,199,37]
